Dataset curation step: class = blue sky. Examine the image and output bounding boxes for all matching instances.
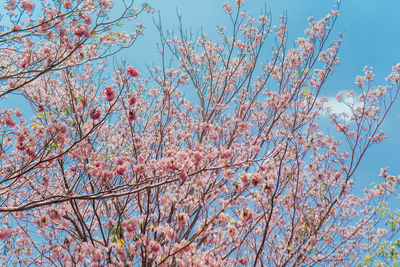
[124,0,400,193]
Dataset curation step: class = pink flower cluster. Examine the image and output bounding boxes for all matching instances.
[126,66,140,78]
[90,108,101,120]
[21,0,34,13]
[74,24,91,39]
[103,86,116,102]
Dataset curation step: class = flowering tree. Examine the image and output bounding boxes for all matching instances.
[1,0,400,266]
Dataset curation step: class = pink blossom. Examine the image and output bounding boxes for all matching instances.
[59,123,67,134]
[116,165,127,176]
[234,40,247,50]
[177,213,188,227]
[264,180,275,194]
[12,24,22,31]
[90,108,101,120]
[15,142,25,150]
[228,225,237,237]
[92,248,105,261]
[235,0,244,8]
[379,168,388,178]
[100,0,113,8]
[376,86,386,97]
[17,134,25,142]
[364,66,375,81]
[193,152,203,163]
[179,171,188,181]
[103,86,116,102]
[129,95,137,106]
[74,24,91,38]
[336,92,343,102]
[126,66,140,78]
[138,154,145,163]
[128,109,136,121]
[376,228,388,238]
[259,15,269,26]
[37,104,45,112]
[63,0,73,9]
[5,117,16,127]
[123,219,138,233]
[48,209,62,221]
[41,176,49,186]
[164,226,175,241]
[148,240,161,254]
[223,3,232,14]
[14,109,22,117]
[238,258,248,265]
[221,148,233,159]
[241,207,253,222]
[355,76,365,88]
[100,170,114,185]
[0,228,11,240]
[83,16,92,25]
[4,1,17,11]
[36,215,49,227]
[251,173,262,186]
[239,173,249,184]
[21,0,34,13]
[19,55,31,69]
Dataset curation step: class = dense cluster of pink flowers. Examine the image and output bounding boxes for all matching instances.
[126,66,140,78]
[0,0,399,266]
[21,0,34,13]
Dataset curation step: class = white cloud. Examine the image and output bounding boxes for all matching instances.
[324,97,352,115]
[321,91,363,121]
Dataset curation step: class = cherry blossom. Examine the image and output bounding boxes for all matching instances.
[0,1,399,266]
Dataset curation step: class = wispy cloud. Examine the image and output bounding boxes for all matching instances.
[322,91,362,121]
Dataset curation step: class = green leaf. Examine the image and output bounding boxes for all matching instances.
[50,142,58,151]
[365,255,372,263]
